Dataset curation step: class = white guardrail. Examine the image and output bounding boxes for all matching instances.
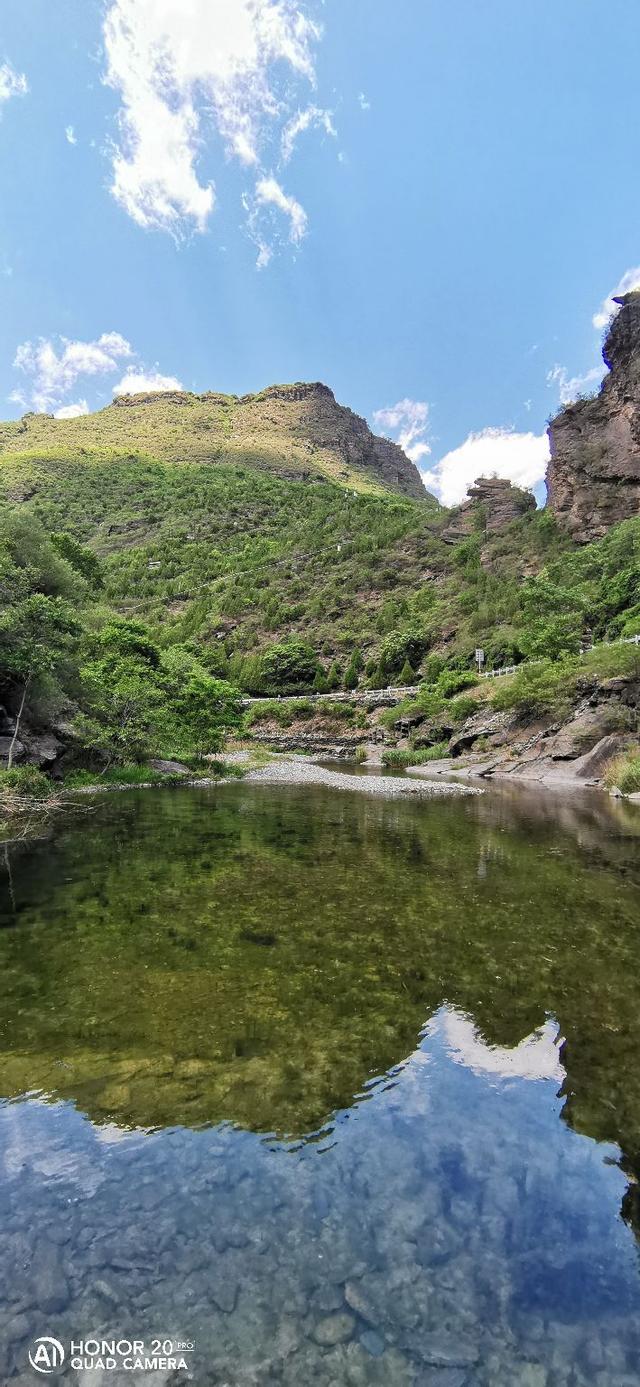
[241,633,640,705]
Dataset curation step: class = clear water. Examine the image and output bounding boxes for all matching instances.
[1,781,640,1385]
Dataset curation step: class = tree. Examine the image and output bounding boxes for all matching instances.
[398,659,416,686]
[159,646,242,758]
[50,533,103,589]
[380,628,428,676]
[326,661,341,691]
[313,669,329,693]
[258,638,319,694]
[76,621,242,765]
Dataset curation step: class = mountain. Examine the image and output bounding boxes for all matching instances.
[548,290,640,542]
[0,354,639,778]
[0,381,427,501]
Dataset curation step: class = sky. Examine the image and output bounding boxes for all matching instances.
[1,0,639,505]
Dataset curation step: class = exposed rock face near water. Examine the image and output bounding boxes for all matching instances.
[441,476,536,544]
[547,291,640,542]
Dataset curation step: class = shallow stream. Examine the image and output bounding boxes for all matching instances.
[1,781,640,1384]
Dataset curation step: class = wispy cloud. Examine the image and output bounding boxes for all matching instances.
[65,124,77,146]
[102,0,329,260]
[546,363,602,406]
[11,332,180,413]
[593,266,640,331]
[358,92,370,112]
[373,399,431,465]
[281,105,336,163]
[0,61,28,105]
[421,427,548,507]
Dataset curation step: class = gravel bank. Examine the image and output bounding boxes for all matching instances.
[242,756,480,798]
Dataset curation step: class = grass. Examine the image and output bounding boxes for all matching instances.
[381,742,449,768]
[603,751,640,795]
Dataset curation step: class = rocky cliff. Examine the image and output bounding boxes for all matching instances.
[441,475,536,544]
[0,381,428,502]
[547,291,640,541]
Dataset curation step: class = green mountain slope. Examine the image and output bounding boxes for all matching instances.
[0,382,428,500]
[0,380,639,778]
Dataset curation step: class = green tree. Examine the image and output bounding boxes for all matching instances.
[258,637,319,694]
[398,659,416,686]
[326,661,341,691]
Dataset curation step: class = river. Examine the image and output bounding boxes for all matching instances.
[0,780,639,1384]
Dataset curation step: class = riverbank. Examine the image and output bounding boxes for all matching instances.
[239,755,479,797]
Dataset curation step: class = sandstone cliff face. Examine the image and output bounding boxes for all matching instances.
[441,475,535,544]
[2,381,428,502]
[547,291,640,541]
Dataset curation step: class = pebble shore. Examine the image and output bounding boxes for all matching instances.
[242,755,480,797]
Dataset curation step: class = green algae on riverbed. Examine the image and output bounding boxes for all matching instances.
[0,782,638,1161]
[1,781,640,1384]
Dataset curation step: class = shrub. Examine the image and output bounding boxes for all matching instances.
[0,765,52,798]
[448,695,478,724]
[436,670,478,698]
[491,659,578,717]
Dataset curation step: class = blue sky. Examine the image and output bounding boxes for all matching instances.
[0,0,639,503]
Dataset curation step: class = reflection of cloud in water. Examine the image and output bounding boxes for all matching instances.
[439,1008,564,1082]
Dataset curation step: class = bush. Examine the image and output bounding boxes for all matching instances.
[491,659,578,717]
[436,670,478,698]
[0,765,52,798]
[448,695,478,724]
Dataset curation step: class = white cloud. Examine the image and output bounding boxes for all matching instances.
[372,399,431,465]
[546,363,603,406]
[593,266,640,331]
[421,427,549,507]
[0,62,28,105]
[358,92,370,111]
[13,332,133,412]
[281,104,336,162]
[12,332,181,414]
[102,0,324,250]
[65,124,77,145]
[113,370,183,395]
[54,400,89,420]
[255,176,307,241]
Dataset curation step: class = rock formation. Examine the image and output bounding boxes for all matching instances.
[441,475,535,544]
[547,290,640,541]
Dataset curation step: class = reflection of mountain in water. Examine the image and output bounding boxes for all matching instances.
[0,782,639,1208]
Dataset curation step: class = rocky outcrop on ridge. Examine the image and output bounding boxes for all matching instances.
[547,291,640,542]
[441,476,536,544]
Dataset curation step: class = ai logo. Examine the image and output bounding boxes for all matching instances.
[28,1337,66,1374]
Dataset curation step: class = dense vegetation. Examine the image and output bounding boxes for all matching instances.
[0,426,639,775]
[0,509,241,776]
